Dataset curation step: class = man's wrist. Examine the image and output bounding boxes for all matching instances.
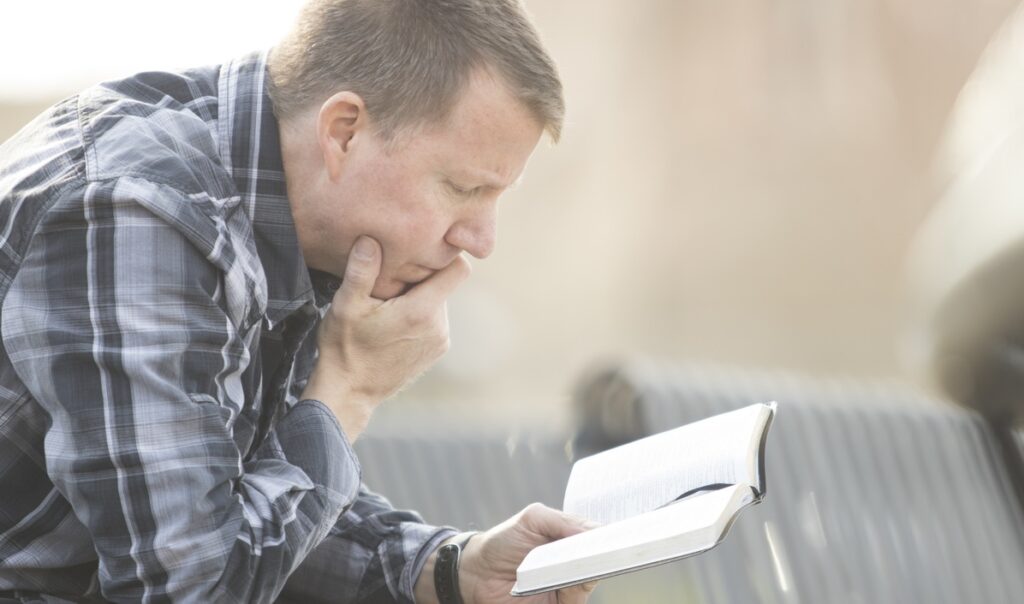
[414,531,478,604]
[435,532,478,604]
[301,369,376,442]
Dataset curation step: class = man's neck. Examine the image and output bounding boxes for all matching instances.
[278,112,327,273]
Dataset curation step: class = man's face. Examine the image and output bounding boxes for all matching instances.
[298,70,545,299]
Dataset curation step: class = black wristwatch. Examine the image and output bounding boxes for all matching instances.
[434,533,477,604]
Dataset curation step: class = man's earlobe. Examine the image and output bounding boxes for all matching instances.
[317,91,365,181]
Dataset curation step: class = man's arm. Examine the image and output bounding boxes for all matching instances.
[0,182,358,602]
[279,492,600,604]
[280,485,457,603]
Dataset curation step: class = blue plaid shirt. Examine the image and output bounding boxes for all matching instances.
[0,51,455,603]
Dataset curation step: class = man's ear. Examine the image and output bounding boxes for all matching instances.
[316,91,367,182]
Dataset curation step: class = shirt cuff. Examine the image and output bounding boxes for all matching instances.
[276,398,362,507]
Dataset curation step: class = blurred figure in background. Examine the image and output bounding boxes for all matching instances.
[908,2,1024,424]
[907,1,1024,514]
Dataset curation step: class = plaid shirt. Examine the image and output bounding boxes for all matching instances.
[0,51,454,603]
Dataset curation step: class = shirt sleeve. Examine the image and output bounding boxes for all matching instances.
[0,180,361,602]
[280,485,458,604]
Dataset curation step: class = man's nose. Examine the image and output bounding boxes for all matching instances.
[446,206,497,259]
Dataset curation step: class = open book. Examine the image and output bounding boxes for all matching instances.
[511,402,777,596]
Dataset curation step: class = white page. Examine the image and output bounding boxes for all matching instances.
[563,403,769,524]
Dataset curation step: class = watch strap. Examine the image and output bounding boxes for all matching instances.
[434,532,477,604]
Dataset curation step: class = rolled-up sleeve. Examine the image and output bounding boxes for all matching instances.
[281,486,457,603]
[0,180,360,602]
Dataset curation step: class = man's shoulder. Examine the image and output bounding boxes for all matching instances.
[77,64,236,200]
[0,63,259,281]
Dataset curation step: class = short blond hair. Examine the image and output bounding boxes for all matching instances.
[268,0,564,142]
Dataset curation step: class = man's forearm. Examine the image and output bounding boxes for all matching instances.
[280,488,459,603]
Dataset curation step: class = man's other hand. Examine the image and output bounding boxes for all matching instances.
[301,235,471,441]
[416,504,600,604]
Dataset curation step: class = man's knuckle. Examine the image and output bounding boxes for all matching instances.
[522,502,546,519]
[401,306,427,326]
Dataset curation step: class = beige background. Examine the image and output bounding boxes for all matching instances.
[2,1,1019,422]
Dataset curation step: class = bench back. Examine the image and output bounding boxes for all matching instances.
[572,362,1024,603]
[354,428,573,531]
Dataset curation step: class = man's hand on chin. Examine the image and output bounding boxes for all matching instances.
[301,235,471,442]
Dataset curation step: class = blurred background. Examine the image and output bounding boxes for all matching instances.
[1,0,1021,424]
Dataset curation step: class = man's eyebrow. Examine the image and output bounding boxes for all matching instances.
[452,168,519,190]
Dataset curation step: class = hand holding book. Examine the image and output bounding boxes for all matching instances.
[446,503,600,604]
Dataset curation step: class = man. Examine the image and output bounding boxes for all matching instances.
[0,0,597,602]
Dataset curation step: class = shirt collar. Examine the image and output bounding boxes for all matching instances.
[217,51,340,327]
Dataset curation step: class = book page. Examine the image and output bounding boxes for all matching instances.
[563,403,771,524]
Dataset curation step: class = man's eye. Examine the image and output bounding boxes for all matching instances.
[448,182,474,196]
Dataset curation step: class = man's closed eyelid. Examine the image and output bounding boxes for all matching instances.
[447,181,477,196]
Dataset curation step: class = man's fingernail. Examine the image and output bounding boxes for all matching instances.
[352,237,375,260]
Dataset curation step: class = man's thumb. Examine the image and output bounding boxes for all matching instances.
[339,236,382,302]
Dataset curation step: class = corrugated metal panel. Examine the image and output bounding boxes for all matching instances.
[354,431,573,533]
[572,362,1024,603]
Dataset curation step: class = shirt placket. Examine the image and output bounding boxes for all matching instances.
[255,307,319,450]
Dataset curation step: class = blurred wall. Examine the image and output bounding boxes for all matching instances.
[2,1,1020,421]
